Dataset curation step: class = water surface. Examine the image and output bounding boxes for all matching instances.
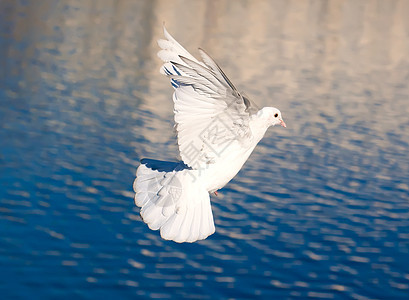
[1,0,409,299]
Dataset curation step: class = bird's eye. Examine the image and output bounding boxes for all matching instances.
[274,113,278,118]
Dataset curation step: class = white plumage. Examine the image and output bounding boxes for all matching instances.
[134,27,286,243]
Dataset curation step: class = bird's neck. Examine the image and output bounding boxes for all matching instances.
[249,112,271,144]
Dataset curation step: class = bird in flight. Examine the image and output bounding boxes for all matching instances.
[133,27,286,243]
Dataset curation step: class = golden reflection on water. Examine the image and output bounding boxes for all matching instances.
[4,0,409,123]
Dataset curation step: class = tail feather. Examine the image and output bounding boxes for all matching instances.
[134,159,215,243]
[159,210,185,241]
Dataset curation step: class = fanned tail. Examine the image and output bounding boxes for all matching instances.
[133,159,215,243]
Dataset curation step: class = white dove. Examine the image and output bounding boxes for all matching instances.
[133,27,286,243]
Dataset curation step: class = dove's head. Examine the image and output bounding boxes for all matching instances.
[259,107,286,128]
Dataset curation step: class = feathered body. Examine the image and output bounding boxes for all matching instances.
[133,28,286,243]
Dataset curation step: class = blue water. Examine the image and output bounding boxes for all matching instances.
[1,1,409,299]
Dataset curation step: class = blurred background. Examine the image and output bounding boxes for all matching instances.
[1,0,409,299]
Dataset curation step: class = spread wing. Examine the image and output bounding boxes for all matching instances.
[157,27,254,169]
